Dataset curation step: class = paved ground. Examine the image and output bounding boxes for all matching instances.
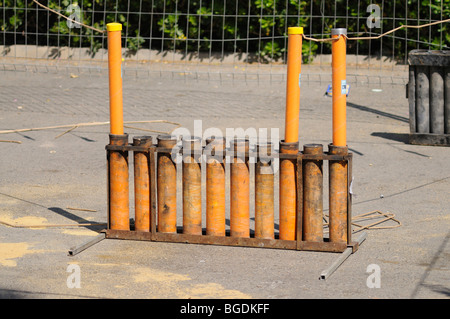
[0,64,448,299]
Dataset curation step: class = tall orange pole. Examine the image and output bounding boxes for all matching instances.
[107,22,129,231]
[107,23,124,135]
[330,28,349,244]
[331,28,347,147]
[284,26,303,143]
[280,26,302,241]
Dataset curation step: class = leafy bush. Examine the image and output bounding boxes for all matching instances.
[0,0,448,62]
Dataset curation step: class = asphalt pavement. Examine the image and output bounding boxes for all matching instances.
[0,64,448,299]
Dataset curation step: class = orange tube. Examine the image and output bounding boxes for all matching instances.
[284,27,303,143]
[328,144,348,243]
[230,139,250,238]
[255,143,274,239]
[133,136,152,232]
[331,28,347,147]
[157,135,178,233]
[109,134,130,230]
[302,144,324,243]
[206,137,226,236]
[279,141,298,240]
[182,136,202,235]
[107,23,124,135]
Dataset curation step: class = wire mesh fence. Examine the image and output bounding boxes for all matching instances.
[0,0,448,84]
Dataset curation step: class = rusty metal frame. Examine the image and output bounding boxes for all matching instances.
[105,143,357,254]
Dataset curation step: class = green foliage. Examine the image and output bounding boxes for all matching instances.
[0,0,448,62]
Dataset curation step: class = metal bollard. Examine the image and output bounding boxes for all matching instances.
[133,136,152,232]
[255,142,274,239]
[205,137,226,236]
[302,144,323,243]
[230,138,250,238]
[157,134,178,233]
[182,136,202,235]
[328,144,348,243]
[108,133,130,231]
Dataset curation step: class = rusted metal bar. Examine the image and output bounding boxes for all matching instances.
[105,229,349,253]
[182,136,202,235]
[230,138,250,238]
[279,140,298,241]
[328,144,348,243]
[149,145,157,237]
[347,152,353,245]
[205,137,226,236]
[255,142,274,239]
[133,136,152,232]
[302,144,324,243]
[108,133,130,231]
[157,134,178,233]
[296,155,303,250]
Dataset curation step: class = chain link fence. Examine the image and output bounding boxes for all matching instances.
[0,1,448,84]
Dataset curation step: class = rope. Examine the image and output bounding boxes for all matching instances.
[303,17,450,42]
[32,0,105,34]
[33,0,450,43]
[346,17,450,41]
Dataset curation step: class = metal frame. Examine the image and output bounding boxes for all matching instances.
[105,143,358,254]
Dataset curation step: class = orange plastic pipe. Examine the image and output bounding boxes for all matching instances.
[107,23,124,135]
[230,139,250,238]
[302,144,324,242]
[255,143,274,239]
[328,144,348,243]
[284,27,303,143]
[182,137,202,235]
[206,137,226,236]
[109,134,130,230]
[133,136,152,232]
[157,135,178,233]
[279,141,298,240]
[331,28,347,147]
